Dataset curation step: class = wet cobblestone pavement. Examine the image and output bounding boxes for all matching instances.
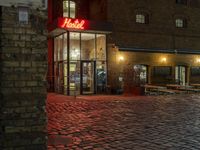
[47,93,200,150]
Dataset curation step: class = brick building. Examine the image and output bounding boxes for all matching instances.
[0,0,47,149]
[0,0,200,149]
[48,0,200,95]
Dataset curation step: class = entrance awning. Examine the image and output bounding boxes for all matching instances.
[118,46,200,55]
[48,17,113,37]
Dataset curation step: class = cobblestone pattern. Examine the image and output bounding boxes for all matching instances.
[47,94,200,150]
[0,6,47,149]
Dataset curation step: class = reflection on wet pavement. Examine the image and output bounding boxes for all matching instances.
[47,93,200,150]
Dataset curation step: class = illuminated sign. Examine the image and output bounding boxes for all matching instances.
[60,18,85,30]
[49,17,112,34]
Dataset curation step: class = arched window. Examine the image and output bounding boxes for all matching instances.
[63,0,76,18]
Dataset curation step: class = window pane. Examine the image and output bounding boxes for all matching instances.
[96,61,107,93]
[70,1,76,18]
[54,38,58,62]
[70,32,80,60]
[136,14,145,23]
[81,33,95,60]
[69,61,80,95]
[176,19,184,27]
[63,0,69,17]
[63,33,68,60]
[63,0,76,18]
[55,35,63,61]
[96,34,106,60]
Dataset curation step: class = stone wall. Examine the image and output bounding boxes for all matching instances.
[0,6,47,149]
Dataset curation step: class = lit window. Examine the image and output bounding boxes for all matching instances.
[136,14,149,24]
[63,0,76,18]
[175,18,186,28]
[136,14,145,23]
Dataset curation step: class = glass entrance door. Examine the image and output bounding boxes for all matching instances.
[81,61,95,94]
[175,66,186,85]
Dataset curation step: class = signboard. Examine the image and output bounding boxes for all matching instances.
[59,18,86,30]
[48,17,112,34]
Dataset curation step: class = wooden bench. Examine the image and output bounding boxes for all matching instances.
[157,89,186,95]
[178,88,200,93]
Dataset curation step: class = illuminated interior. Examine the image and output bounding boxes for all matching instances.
[54,32,106,95]
[63,0,76,18]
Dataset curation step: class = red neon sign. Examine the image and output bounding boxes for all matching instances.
[60,18,85,30]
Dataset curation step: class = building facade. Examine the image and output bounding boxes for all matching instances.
[48,0,200,95]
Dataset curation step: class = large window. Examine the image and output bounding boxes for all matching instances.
[63,0,76,18]
[81,33,95,60]
[96,34,106,60]
[54,32,107,95]
[70,32,80,60]
[54,35,64,93]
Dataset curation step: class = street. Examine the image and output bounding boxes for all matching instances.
[47,93,200,150]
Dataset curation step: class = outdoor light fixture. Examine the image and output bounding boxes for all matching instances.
[119,56,124,61]
[161,57,167,63]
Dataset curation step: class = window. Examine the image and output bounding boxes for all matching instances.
[136,14,145,23]
[176,0,187,5]
[63,0,76,18]
[136,14,149,24]
[175,18,187,28]
[133,65,148,85]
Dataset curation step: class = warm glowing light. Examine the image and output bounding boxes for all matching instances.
[197,58,200,63]
[60,18,85,29]
[119,56,124,61]
[161,57,167,62]
[71,49,80,59]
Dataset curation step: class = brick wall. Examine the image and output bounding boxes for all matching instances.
[107,0,200,50]
[0,6,47,149]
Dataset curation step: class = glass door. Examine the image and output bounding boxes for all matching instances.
[175,66,186,85]
[81,61,95,94]
[133,65,148,86]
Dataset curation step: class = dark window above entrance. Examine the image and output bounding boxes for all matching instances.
[176,0,188,5]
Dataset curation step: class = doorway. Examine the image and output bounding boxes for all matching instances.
[81,61,96,94]
[133,65,148,86]
[175,66,186,85]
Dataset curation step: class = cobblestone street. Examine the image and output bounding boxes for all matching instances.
[47,93,200,150]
